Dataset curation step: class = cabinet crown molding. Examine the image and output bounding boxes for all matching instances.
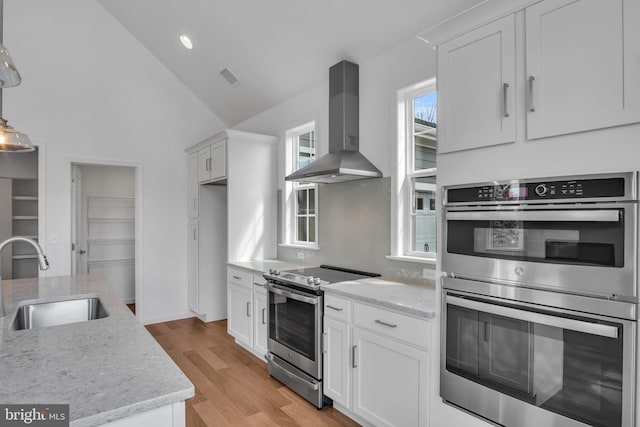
[186,129,278,154]
[417,0,541,47]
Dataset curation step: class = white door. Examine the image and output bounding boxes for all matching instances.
[437,14,516,153]
[525,0,639,139]
[323,316,351,408]
[188,219,199,314]
[70,165,87,274]
[227,282,252,347]
[352,327,429,427]
[252,285,268,357]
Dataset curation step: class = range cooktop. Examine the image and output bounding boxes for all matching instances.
[263,264,380,291]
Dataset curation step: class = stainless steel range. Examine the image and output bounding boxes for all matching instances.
[263,265,379,408]
[441,172,638,427]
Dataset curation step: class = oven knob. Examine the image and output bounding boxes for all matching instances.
[307,276,315,284]
[313,278,322,286]
[515,266,525,276]
[535,184,548,196]
[271,269,280,275]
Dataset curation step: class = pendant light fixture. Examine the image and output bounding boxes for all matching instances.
[0,0,33,153]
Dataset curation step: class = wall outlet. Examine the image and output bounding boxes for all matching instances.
[423,268,436,280]
[297,252,305,260]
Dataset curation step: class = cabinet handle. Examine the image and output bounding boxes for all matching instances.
[208,157,213,171]
[374,319,398,328]
[193,198,197,211]
[326,305,343,312]
[193,228,197,240]
[233,276,242,280]
[352,345,358,368]
[528,76,535,112]
[246,301,251,317]
[502,83,509,117]
[484,321,489,342]
[262,308,266,325]
[323,332,328,353]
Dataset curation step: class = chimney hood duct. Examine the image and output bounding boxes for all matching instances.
[285,60,382,184]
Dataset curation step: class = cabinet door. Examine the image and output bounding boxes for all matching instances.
[227,282,252,347]
[187,153,199,218]
[526,0,640,139]
[211,140,227,181]
[323,317,351,408]
[352,327,429,427]
[253,285,268,357]
[187,220,199,314]
[438,14,516,153]
[197,146,212,183]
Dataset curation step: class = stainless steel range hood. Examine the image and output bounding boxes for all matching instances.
[285,61,382,184]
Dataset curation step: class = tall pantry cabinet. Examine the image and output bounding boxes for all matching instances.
[186,130,278,322]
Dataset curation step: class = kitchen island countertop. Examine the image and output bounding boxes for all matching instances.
[0,274,194,426]
[322,277,437,319]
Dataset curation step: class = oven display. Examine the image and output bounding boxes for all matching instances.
[508,186,528,199]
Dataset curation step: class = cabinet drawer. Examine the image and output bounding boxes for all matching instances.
[324,294,351,322]
[353,302,429,349]
[252,273,267,287]
[228,268,252,288]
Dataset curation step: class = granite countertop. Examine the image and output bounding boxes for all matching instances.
[0,274,194,427]
[322,277,437,319]
[227,259,313,273]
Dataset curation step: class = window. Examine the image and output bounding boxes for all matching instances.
[283,122,318,248]
[391,79,437,262]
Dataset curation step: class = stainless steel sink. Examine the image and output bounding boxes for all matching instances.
[10,296,109,330]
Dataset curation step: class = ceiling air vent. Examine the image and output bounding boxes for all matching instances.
[220,68,240,87]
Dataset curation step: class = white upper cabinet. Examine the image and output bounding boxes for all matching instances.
[525,0,640,139]
[429,0,640,153]
[438,14,516,153]
[187,153,198,218]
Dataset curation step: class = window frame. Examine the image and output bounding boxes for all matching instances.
[282,121,319,249]
[390,78,437,263]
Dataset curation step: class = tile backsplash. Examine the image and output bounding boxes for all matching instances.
[278,177,434,284]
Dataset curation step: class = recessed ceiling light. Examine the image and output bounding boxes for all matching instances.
[179,35,193,50]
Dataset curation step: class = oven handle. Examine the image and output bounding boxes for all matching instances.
[267,283,319,305]
[446,295,619,339]
[445,209,621,222]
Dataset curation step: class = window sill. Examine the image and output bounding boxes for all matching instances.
[386,255,437,265]
[279,243,320,251]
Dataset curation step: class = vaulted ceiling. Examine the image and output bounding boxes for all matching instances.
[98,0,485,127]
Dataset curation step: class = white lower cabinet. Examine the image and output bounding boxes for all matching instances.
[252,278,268,358]
[323,294,430,427]
[227,266,269,360]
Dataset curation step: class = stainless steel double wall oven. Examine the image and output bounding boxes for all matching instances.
[441,172,638,427]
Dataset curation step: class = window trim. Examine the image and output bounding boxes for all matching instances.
[390,78,437,263]
[283,121,319,249]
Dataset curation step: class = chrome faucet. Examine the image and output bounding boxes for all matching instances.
[0,236,50,317]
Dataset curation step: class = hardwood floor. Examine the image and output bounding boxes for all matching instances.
[147,317,361,427]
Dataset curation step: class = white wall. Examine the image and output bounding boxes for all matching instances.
[4,0,226,324]
[79,165,135,198]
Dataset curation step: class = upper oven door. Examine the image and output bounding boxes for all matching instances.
[443,202,637,300]
[267,282,323,379]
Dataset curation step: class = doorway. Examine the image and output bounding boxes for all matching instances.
[0,148,40,279]
[70,163,137,312]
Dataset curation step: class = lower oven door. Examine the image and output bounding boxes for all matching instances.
[267,282,322,379]
[442,284,636,427]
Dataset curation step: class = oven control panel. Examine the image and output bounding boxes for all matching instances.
[446,175,627,204]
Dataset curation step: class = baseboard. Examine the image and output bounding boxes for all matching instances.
[143,311,195,325]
